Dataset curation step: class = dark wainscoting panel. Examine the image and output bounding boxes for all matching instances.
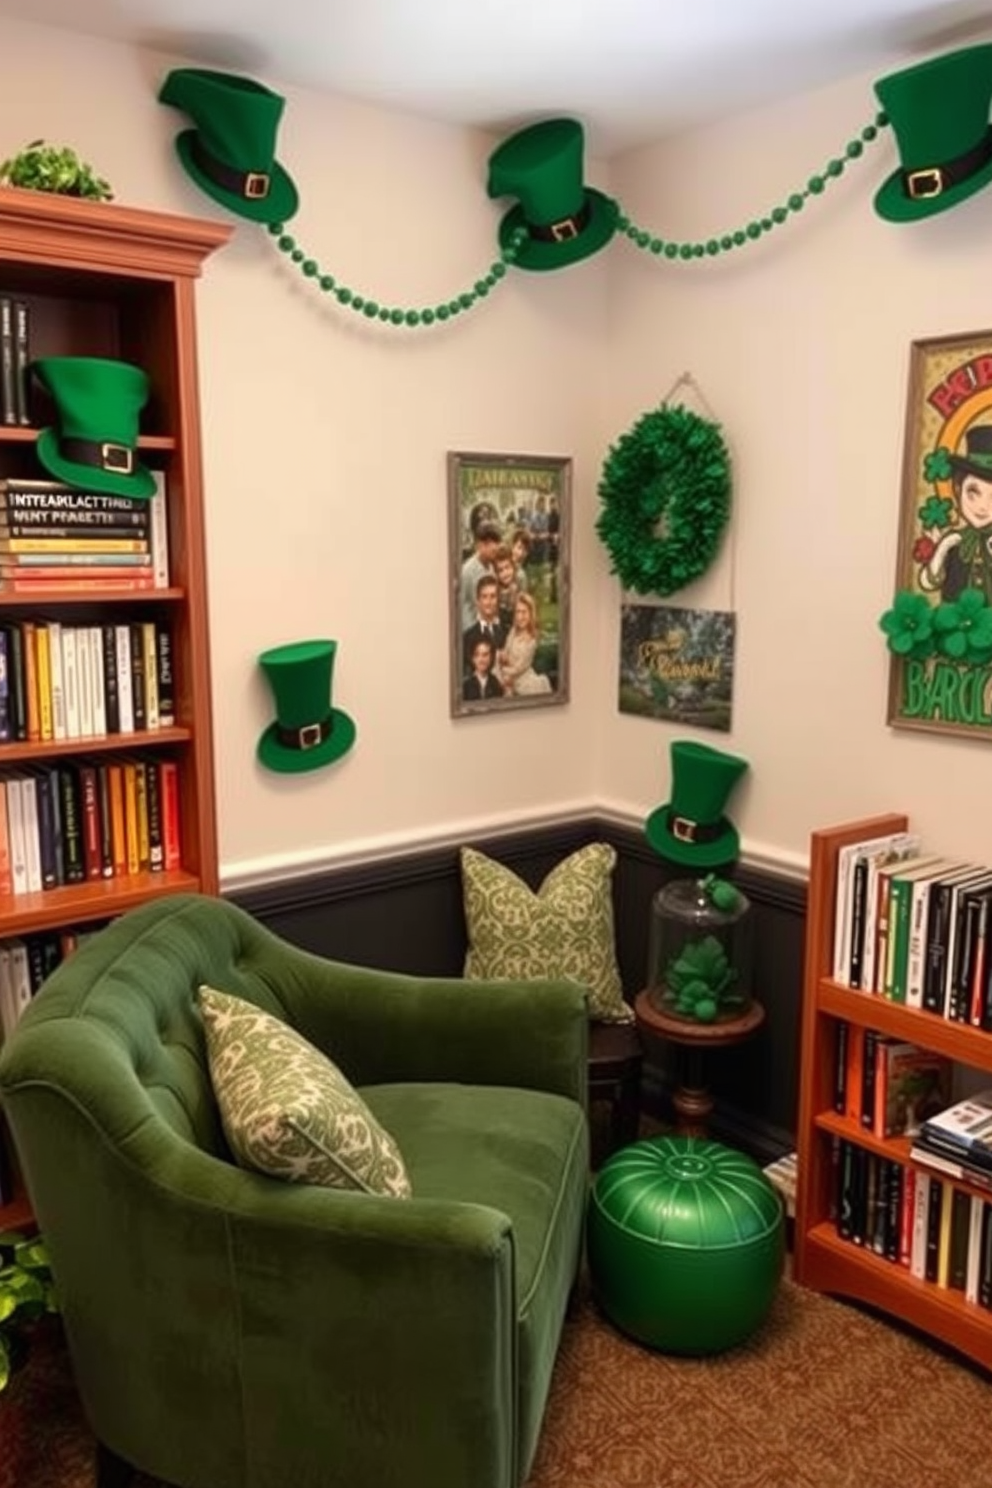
[230,815,806,1161]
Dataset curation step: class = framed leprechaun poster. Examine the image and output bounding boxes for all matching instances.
[882,329,992,740]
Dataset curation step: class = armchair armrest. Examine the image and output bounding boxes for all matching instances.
[247,931,588,1104]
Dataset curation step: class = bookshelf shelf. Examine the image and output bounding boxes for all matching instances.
[0,188,229,1228]
[818,979,992,1064]
[0,725,192,764]
[0,429,175,450]
[0,869,201,936]
[795,814,992,1374]
[0,588,184,607]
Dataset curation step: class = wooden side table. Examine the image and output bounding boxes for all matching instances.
[634,991,765,1138]
[587,1021,643,1160]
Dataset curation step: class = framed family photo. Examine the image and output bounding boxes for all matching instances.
[887,329,992,740]
[448,451,571,717]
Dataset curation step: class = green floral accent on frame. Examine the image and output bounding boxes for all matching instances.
[922,446,954,484]
[198,984,412,1198]
[917,493,954,530]
[460,842,632,1024]
[878,589,937,660]
[933,586,992,664]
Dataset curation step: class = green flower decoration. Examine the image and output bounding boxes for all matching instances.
[667,936,735,1000]
[917,494,954,530]
[879,589,936,659]
[933,587,992,663]
[701,874,741,913]
[922,446,953,484]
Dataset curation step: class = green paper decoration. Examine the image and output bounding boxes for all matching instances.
[879,585,992,666]
[596,403,731,597]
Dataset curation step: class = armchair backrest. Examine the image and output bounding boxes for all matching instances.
[2,893,296,1158]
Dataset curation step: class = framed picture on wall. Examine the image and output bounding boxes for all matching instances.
[887,328,992,740]
[448,451,571,717]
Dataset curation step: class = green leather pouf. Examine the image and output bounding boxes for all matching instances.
[587,1134,784,1355]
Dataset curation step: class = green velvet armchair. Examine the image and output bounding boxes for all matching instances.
[0,893,589,1488]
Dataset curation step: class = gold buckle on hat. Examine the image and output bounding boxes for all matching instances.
[671,815,698,843]
[101,443,133,474]
[244,172,270,200]
[907,167,943,200]
[550,217,579,242]
[298,723,323,750]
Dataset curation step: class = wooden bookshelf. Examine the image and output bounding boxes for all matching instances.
[794,813,992,1372]
[0,187,229,1229]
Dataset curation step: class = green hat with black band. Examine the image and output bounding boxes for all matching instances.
[949,422,992,481]
[30,356,156,499]
[645,740,749,868]
[873,45,992,222]
[257,639,357,774]
[487,117,618,271]
[158,68,299,225]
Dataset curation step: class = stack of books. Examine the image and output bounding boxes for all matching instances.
[0,475,169,593]
[912,1091,992,1192]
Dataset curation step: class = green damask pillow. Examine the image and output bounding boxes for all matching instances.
[197,984,412,1198]
[460,842,633,1023]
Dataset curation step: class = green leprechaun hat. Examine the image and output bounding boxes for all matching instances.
[487,117,618,271]
[949,422,992,480]
[158,68,299,225]
[645,740,749,868]
[30,356,156,498]
[873,44,992,222]
[257,639,357,774]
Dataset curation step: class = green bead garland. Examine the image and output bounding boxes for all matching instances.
[615,111,888,262]
[266,111,889,329]
[268,222,527,328]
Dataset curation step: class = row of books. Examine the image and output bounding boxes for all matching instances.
[0,756,182,896]
[0,478,170,591]
[834,1139,992,1306]
[0,295,30,427]
[834,1021,951,1139]
[0,923,105,1040]
[832,826,992,1028]
[0,617,174,743]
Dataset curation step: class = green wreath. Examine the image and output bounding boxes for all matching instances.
[596,403,732,596]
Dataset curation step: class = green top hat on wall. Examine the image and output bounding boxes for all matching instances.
[257,639,357,774]
[487,117,618,271]
[30,356,156,498]
[158,68,299,225]
[873,44,992,222]
[645,740,749,868]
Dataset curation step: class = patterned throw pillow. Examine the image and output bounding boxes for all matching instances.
[460,842,633,1024]
[197,984,412,1198]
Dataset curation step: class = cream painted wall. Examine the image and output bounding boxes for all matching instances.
[4,17,989,883]
[601,60,992,873]
[0,16,614,886]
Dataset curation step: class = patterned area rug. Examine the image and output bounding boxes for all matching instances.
[4,1278,992,1488]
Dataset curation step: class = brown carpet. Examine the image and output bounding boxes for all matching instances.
[4,1277,992,1488]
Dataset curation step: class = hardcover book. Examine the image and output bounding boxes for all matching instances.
[876,1040,952,1137]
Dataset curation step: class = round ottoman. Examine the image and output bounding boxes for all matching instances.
[587,1134,784,1354]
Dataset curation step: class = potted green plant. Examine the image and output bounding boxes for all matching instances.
[0,141,113,200]
[0,1229,58,1392]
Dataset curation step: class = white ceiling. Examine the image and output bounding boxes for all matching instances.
[6,0,992,153]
